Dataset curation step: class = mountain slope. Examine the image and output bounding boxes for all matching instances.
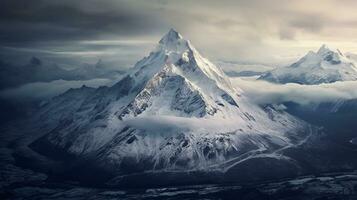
[259,45,357,84]
[32,29,311,175]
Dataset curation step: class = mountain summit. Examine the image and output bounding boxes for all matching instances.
[259,44,357,84]
[116,28,239,119]
[159,28,183,45]
[32,30,310,175]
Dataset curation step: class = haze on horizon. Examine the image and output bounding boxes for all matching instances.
[1,0,357,68]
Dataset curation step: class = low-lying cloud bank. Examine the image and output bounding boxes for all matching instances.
[124,116,241,135]
[0,78,113,101]
[2,76,357,107]
[231,77,357,105]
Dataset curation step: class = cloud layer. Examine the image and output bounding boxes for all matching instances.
[231,77,357,105]
[124,116,240,135]
[3,75,357,108]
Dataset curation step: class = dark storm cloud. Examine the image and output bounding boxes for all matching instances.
[1,0,357,68]
[0,0,163,46]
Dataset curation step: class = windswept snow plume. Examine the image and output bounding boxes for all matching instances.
[231,77,357,105]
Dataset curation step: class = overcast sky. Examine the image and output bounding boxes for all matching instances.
[2,0,357,68]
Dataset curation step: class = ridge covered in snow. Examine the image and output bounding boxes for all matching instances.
[32,29,311,174]
[259,45,357,84]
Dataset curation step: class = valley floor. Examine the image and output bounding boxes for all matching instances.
[1,172,357,200]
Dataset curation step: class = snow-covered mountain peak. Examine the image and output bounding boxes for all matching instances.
[317,44,332,55]
[130,29,236,96]
[259,44,357,84]
[159,28,183,45]
[32,30,311,173]
[116,29,241,119]
[316,44,345,63]
[157,28,190,53]
[316,44,342,55]
[153,29,195,57]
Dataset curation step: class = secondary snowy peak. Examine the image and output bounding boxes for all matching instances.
[317,44,332,55]
[259,44,357,84]
[293,44,345,67]
[316,44,343,56]
[316,44,346,64]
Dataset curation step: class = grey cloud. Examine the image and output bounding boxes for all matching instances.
[288,16,325,33]
[279,28,296,40]
[0,0,164,46]
[2,0,357,68]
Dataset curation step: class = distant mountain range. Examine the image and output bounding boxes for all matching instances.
[0,57,124,90]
